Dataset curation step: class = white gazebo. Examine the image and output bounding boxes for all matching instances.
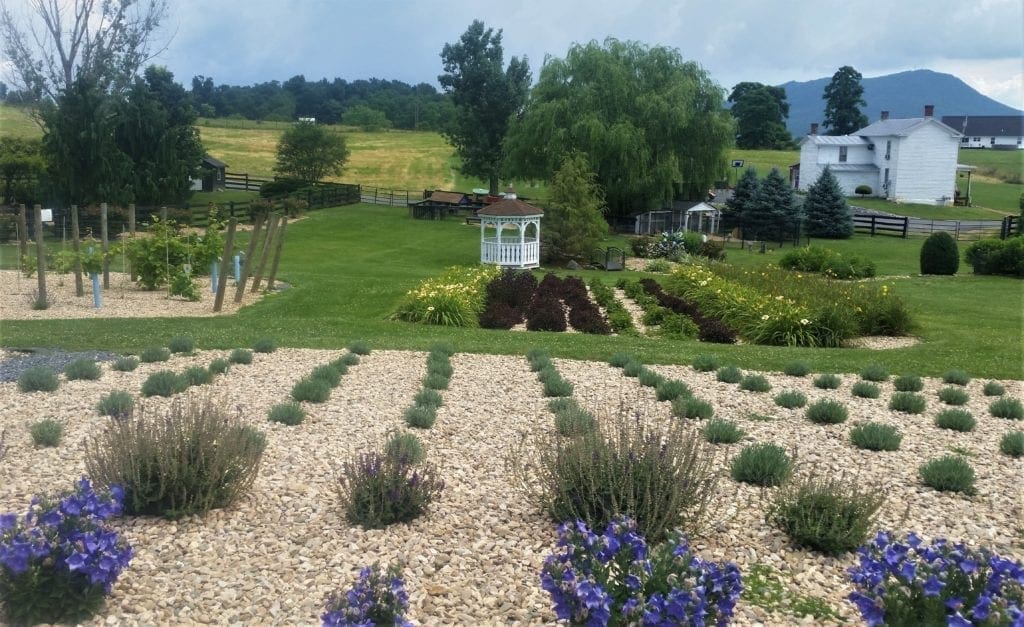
[682,201,720,235]
[477,190,543,269]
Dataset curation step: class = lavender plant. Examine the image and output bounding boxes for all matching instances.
[321,562,412,627]
[337,451,443,529]
[0,478,133,625]
[540,516,743,626]
[848,531,1024,626]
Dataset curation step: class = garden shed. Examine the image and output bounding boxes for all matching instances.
[477,189,543,269]
[195,155,227,192]
[408,190,472,219]
[632,201,720,235]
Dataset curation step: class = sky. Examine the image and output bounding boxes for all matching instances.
[4,0,1024,108]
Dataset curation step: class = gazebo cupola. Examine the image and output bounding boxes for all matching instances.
[477,188,543,269]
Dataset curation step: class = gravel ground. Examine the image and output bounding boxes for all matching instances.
[1,348,1021,626]
[0,348,121,383]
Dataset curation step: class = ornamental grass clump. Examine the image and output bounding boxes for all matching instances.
[934,409,976,432]
[543,377,574,398]
[702,419,745,444]
[774,390,807,409]
[848,531,1024,626]
[919,455,976,494]
[806,399,849,424]
[608,352,634,368]
[422,372,450,391]
[348,340,372,356]
[860,363,889,383]
[404,405,436,429]
[337,451,443,529]
[182,365,213,387]
[97,391,135,419]
[228,348,253,365]
[17,366,59,393]
[849,422,902,451]
[338,352,360,367]
[783,361,811,377]
[85,396,265,519]
[730,443,792,486]
[321,562,412,627]
[252,338,276,353]
[512,407,719,542]
[141,370,186,398]
[889,392,927,414]
[672,397,714,420]
[111,356,138,372]
[30,419,63,447]
[1000,431,1024,457]
[943,369,971,386]
[167,335,194,354]
[310,364,342,388]
[740,374,772,393]
[893,374,924,392]
[384,431,424,465]
[851,381,881,399]
[813,373,842,390]
[692,354,720,372]
[768,472,885,555]
[208,358,230,375]
[139,346,170,363]
[64,358,102,381]
[268,402,305,426]
[0,478,133,626]
[637,367,665,388]
[989,397,1024,420]
[540,516,742,626]
[414,388,443,409]
[527,348,551,372]
[937,386,970,406]
[622,360,643,377]
[656,379,691,402]
[552,402,597,437]
[983,381,1006,396]
[291,377,331,403]
[716,365,743,384]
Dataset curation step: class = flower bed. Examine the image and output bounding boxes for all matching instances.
[393,265,500,326]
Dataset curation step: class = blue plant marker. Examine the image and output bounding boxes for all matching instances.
[211,260,219,293]
[234,254,241,282]
[91,273,101,308]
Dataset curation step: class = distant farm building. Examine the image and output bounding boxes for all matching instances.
[191,154,227,192]
[941,115,1024,149]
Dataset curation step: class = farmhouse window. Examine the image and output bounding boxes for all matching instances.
[839,146,848,162]
[885,140,891,159]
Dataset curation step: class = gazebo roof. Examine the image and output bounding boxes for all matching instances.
[477,198,544,217]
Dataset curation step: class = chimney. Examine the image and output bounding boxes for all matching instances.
[881,111,890,121]
[924,104,934,118]
[505,185,517,200]
[810,122,818,135]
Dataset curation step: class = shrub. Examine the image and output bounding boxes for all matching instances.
[553,404,597,437]
[17,366,59,392]
[783,361,811,377]
[919,231,959,275]
[339,352,361,366]
[673,397,714,420]
[182,365,214,387]
[64,358,102,381]
[348,340,371,355]
[851,381,881,399]
[337,451,443,528]
[934,409,976,432]
[540,516,742,625]
[97,390,135,419]
[716,365,743,384]
[268,402,305,426]
[568,304,612,335]
[384,431,424,465]
[768,472,884,555]
[414,388,443,409]
[965,236,1024,276]
[252,338,277,353]
[111,356,139,372]
[208,358,230,375]
[404,405,436,429]
[608,352,634,368]
[806,399,848,424]
[730,443,792,486]
[942,369,970,386]
[989,396,1024,419]
[526,295,567,332]
[937,386,969,406]
[813,373,841,389]
[428,341,455,357]
[228,348,253,364]
[644,259,671,273]
[29,419,63,447]
[893,374,924,392]
[479,300,521,329]
[773,390,807,409]
[310,364,343,388]
[543,377,574,398]
[692,354,720,372]
[656,379,691,402]
[167,335,195,354]
[919,455,975,494]
[698,318,739,344]
[322,563,411,627]
[849,422,902,451]
[139,346,171,363]
[889,392,926,414]
[85,396,265,518]
[0,479,132,625]
[983,381,1006,396]
[622,360,643,377]
[291,377,331,403]
[1000,431,1024,457]
[141,370,186,397]
[637,368,665,388]
[703,419,745,444]
[426,358,453,379]
[422,373,450,390]
[740,374,772,392]
[860,363,889,382]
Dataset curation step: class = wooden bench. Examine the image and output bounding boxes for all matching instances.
[465,216,481,225]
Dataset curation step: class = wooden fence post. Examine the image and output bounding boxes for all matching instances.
[213,218,237,313]
[234,213,265,302]
[265,217,288,290]
[160,206,168,222]
[250,213,280,293]
[71,205,84,297]
[16,204,29,261]
[128,204,136,235]
[100,202,110,288]
[33,204,47,308]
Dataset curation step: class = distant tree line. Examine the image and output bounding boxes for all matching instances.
[188,75,455,130]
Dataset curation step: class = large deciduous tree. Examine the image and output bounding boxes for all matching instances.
[542,152,608,263]
[728,82,793,149]
[439,20,531,195]
[823,66,868,136]
[274,122,350,183]
[802,166,853,238]
[504,38,733,217]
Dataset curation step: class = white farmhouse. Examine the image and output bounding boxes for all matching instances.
[941,115,1024,149]
[797,106,963,205]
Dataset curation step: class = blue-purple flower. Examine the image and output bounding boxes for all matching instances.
[322,562,413,627]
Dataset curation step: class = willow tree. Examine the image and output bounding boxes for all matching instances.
[505,38,733,217]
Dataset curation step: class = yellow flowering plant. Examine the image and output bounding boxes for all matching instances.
[394,265,501,327]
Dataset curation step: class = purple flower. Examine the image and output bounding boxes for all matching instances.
[923,575,945,597]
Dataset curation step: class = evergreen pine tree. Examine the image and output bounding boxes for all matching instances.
[725,167,759,236]
[748,169,799,243]
[803,166,853,238]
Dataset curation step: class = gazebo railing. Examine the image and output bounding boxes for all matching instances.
[481,237,538,267]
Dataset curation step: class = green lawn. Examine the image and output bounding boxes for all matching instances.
[956,148,1023,183]
[849,197,1012,220]
[0,104,39,139]
[2,203,1020,379]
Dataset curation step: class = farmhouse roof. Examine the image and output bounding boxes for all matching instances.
[855,117,960,138]
[477,198,544,217]
[799,135,869,146]
[426,191,468,205]
[940,115,1024,137]
[202,154,227,168]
